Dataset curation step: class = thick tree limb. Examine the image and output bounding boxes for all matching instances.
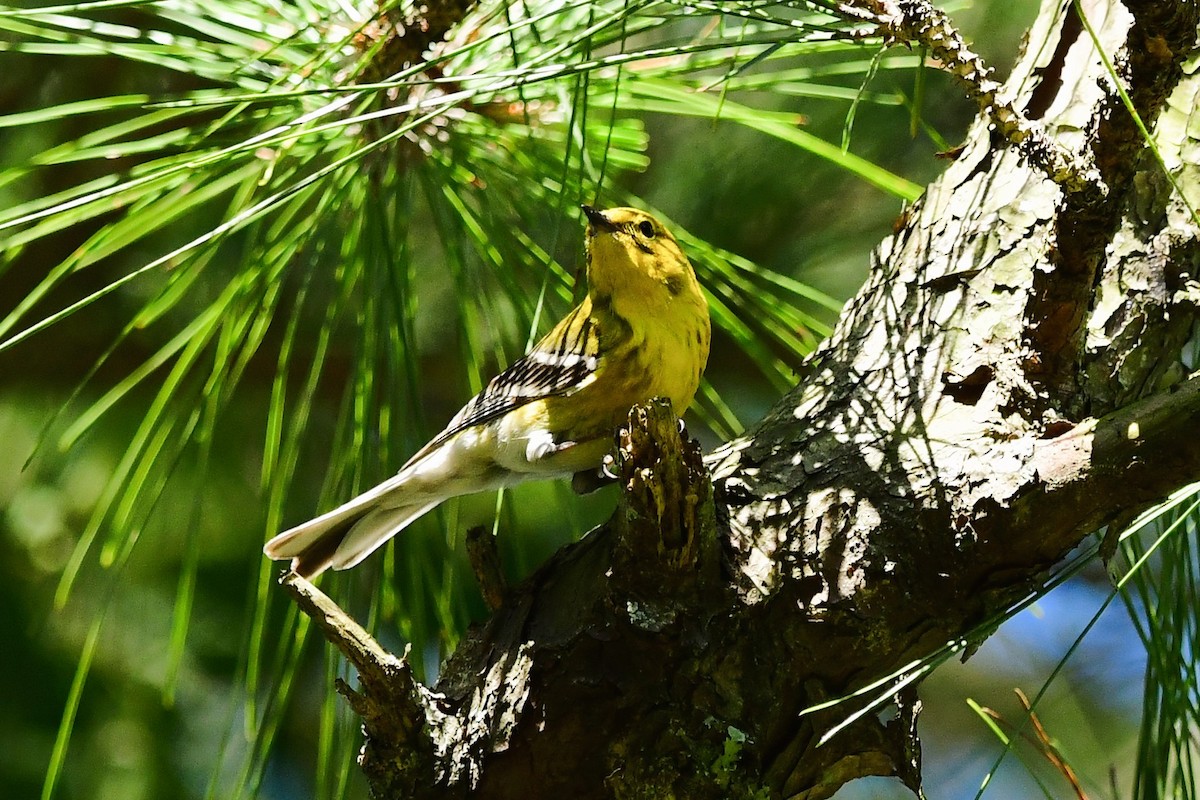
[284,0,1200,797]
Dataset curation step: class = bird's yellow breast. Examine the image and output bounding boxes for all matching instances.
[543,298,709,444]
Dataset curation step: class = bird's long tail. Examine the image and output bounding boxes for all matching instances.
[264,493,438,579]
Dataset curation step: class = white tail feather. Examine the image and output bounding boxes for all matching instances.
[330,501,440,571]
[263,462,444,576]
[264,426,499,576]
[264,493,378,560]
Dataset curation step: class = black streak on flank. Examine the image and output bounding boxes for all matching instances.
[665,275,685,296]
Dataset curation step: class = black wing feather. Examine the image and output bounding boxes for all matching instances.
[408,307,600,462]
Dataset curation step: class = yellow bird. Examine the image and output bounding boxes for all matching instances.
[263,206,710,578]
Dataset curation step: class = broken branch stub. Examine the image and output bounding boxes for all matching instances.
[279,573,449,797]
[609,399,722,615]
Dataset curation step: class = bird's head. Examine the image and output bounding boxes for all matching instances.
[581,206,701,313]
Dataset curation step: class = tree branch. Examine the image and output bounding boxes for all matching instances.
[1026,374,1200,553]
[280,573,451,798]
[466,526,507,611]
[835,0,1103,194]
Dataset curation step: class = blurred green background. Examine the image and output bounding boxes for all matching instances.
[0,1,1176,799]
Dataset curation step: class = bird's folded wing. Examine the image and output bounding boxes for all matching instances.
[407,305,602,463]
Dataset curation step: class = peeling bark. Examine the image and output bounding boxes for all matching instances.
[287,0,1200,797]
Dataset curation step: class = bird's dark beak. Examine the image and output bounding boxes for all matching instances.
[581,204,617,233]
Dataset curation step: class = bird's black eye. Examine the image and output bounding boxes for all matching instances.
[637,220,655,237]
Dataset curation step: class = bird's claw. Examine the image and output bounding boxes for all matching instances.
[601,453,618,480]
